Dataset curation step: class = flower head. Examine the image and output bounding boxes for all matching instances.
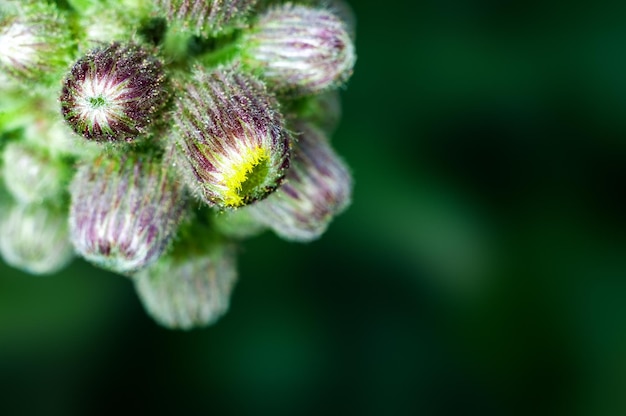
[242,4,355,95]
[69,151,186,274]
[60,42,169,143]
[0,202,74,275]
[1,141,69,204]
[0,1,74,84]
[0,0,357,330]
[172,66,291,208]
[134,225,238,330]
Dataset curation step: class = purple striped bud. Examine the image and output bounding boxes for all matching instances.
[248,121,352,242]
[1,142,69,204]
[134,227,238,329]
[0,202,74,275]
[172,66,291,208]
[242,4,355,95]
[0,1,74,84]
[60,43,169,143]
[69,152,187,274]
[156,0,257,35]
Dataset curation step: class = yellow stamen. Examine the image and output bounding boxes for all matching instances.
[222,146,269,207]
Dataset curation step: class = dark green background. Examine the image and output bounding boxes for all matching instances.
[2,1,626,414]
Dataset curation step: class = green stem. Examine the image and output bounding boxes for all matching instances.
[194,33,244,68]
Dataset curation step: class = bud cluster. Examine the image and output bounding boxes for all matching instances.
[0,0,356,330]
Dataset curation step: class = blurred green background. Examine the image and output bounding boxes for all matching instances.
[2,0,626,414]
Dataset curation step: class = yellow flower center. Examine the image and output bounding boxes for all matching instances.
[222,146,270,207]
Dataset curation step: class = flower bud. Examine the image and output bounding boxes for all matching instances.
[242,4,355,95]
[134,225,238,329]
[1,142,69,204]
[0,1,74,85]
[69,152,187,274]
[248,121,352,242]
[0,202,74,275]
[60,42,169,143]
[156,0,257,35]
[172,66,291,208]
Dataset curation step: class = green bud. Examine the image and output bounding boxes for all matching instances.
[134,226,238,330]
[248,121,352,242]
[171,65,291,208]
[69,152,187,274]
[0,202,74,275]
[156,0,257,35]
[60,42,169,143]
[1,142,69,204]
[0,1,74,85]
[242,4,355,95]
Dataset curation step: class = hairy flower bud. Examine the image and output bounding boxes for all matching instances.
[172,66,290,208]
[134,226,238,329]
[0,202,74,275]
[0,1,74,84]
[156,0,257,35]
[1,142,69,204]
[242,4,355,95]
[69,152,186,274]
[248,121,352,241]
[60,42,169,143]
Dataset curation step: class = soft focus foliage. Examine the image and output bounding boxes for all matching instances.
[0,0,356,331]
